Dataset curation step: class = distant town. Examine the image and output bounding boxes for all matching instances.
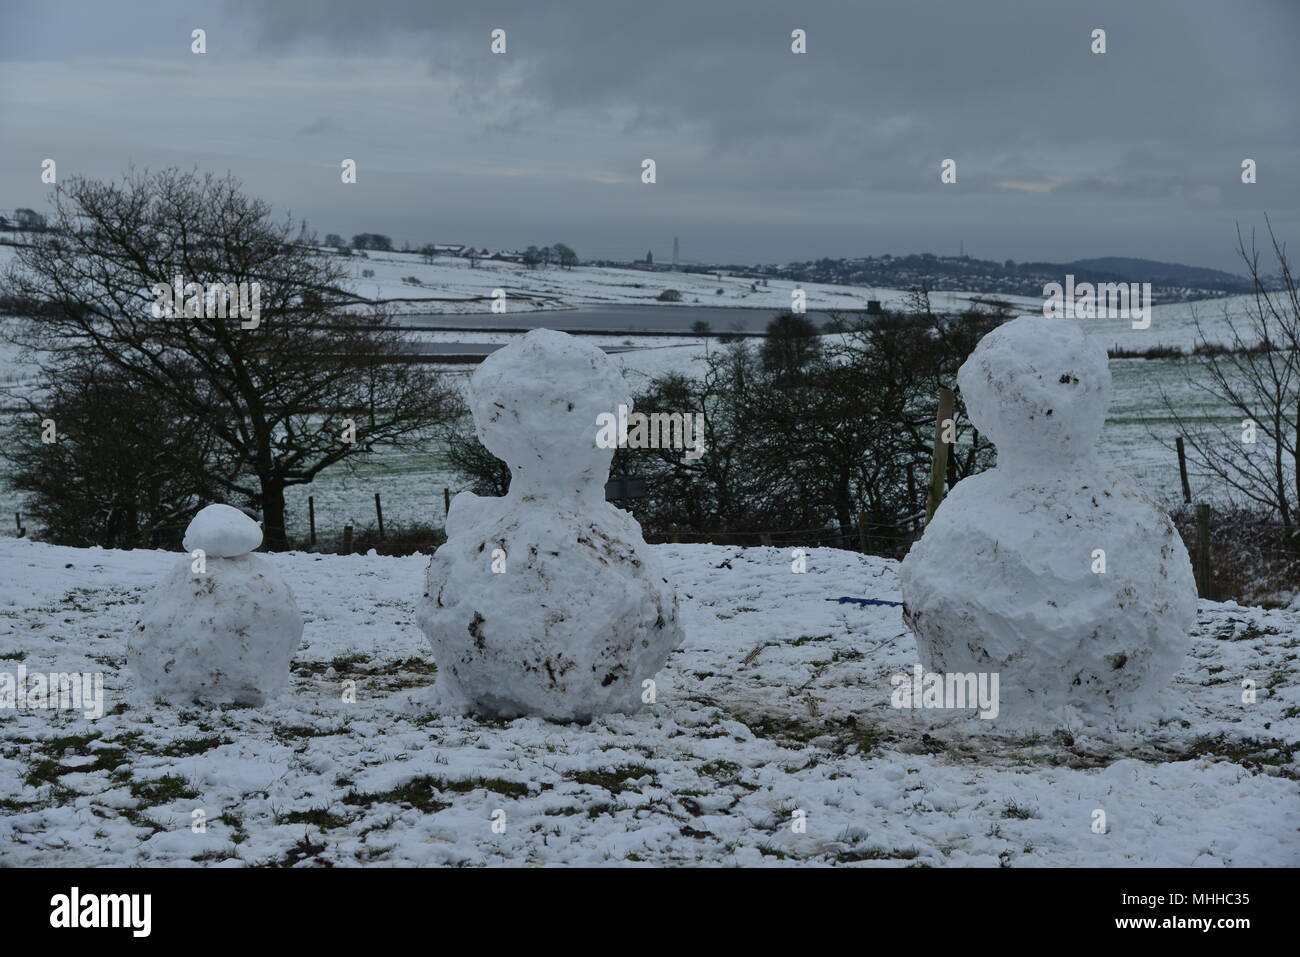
[1,207,1265,305]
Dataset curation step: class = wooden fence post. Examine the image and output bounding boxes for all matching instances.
[342,524,353,555]
[374,493,385,540]
[1195,503,1212,599]
[443,487,451,517]
[925,387,955,524]
[15,512,23,538]
[857,511,870,553]
[1176,437,1192,504]
[308,496,317,547]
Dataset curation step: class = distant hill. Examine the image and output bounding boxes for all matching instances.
[1031,257,1255,293]
[732,253,1260,304]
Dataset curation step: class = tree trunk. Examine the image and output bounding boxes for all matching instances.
[261,477,289,550]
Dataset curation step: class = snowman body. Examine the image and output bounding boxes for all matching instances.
[417,329,683,721]
[128,504,303,706]
[900,316,1195,715]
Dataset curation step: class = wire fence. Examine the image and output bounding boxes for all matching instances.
[10,487,1300,605]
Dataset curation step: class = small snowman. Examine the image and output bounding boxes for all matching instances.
[900,316,1195,716]
[416,328,684,721]
[128,504,303,706]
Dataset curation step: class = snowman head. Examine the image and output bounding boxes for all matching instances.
[469,328,630,497]
[957,315,1111,471]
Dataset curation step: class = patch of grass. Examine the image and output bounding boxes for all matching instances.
[294,653,437,678]
[191,848,240,863]
[269,835,334,868]
[745,714,823,745]
[1001,801,1036,820]
[25,758,72,788]
[570,765,656,793]
[436,777,530,799]
[836,845,920,863]
[274,724,343,740]
[342,775,528,812]
[697,759,742,783]
[130,775,199,805]
[343,777,452,813]
[789,634,831,646]
[40,731,102,758]
[1182,733,1298,775]
[278,808,352,830]
[844,727,882,755]
[84,747,131,775]
[329,652,371,673]
[157,736,228,757]
[0,796,42,812]
[0,651,23,661]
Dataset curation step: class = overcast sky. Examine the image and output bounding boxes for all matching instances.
[1,0,1296,271]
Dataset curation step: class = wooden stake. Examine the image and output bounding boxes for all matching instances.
[342,524,353,554]
[857,511,870,553]
[308,496,317,546]
[374,492,385,540]
[926,387,955,524]
[1195,503,1212,599]
[443,487,451,517]
[1176,436,1192,504]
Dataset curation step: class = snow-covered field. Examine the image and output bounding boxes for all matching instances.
[334,246,1048,317]
[0,537,1295,867]
[0,239,1266,534]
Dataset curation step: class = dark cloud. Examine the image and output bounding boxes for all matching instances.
[2,0,1296,269]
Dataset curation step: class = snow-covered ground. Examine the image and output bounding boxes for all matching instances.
[0,538,1295,867]
[333,247,1049,316]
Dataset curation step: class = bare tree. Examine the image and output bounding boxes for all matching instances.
[2,169,459,548]
[1160,217,1299,531]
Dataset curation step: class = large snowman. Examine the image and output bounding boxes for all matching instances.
[900,316,1196,716]
[128,504,303,706]
[417,328,683,721]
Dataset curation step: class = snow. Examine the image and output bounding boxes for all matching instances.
[901,317,1197,715]
[182,504,262,559]
[126,512,303,706]
[0,537,1294,867]
[417,330,683,719]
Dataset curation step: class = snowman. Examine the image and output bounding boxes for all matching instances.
[416,328,683,721]
[128,503,303,706]
[899,315,1195,716]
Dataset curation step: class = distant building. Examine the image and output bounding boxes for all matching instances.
[646,249,654,265]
